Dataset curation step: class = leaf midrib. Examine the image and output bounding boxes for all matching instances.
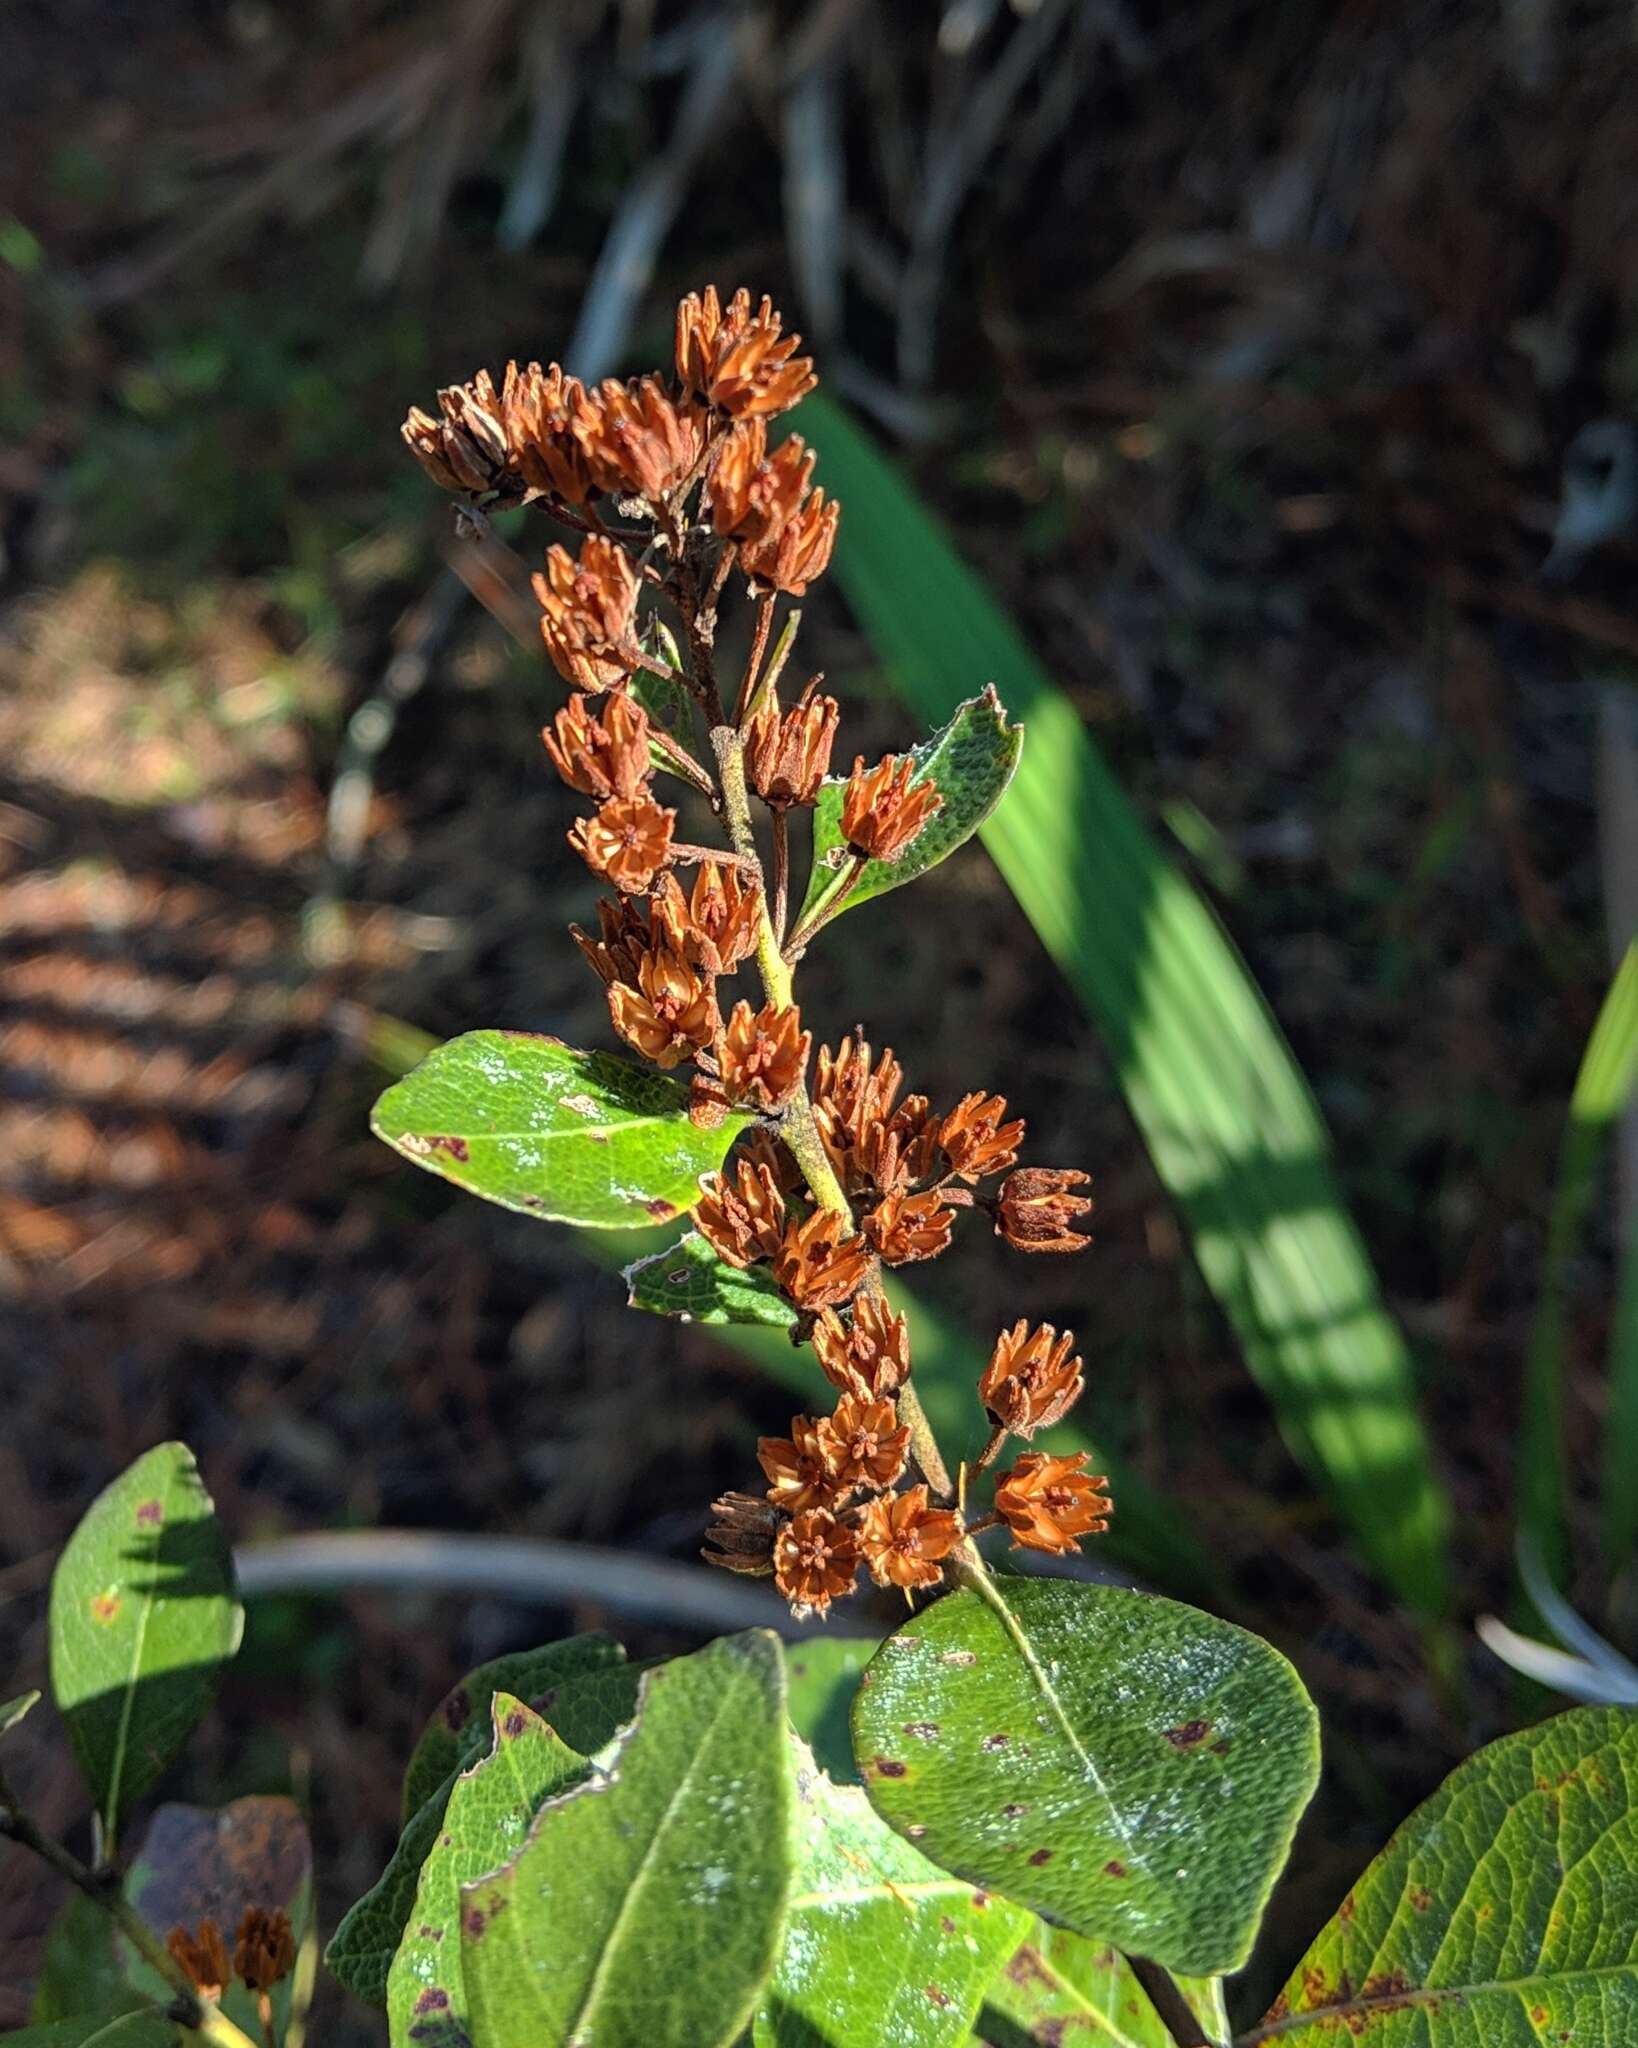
[1238,1961,1638,2044]
[105,1454,185,1829]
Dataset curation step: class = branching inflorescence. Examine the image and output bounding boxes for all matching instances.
[402,286,1111,1619]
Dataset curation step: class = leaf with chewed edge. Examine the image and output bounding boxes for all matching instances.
[371,1032,751,1229]
[461,1631,794,2048]
[797,687,1022,926]
[387,1696,586,2046]
[1246,1704,1638,2045]
[624,1231,799,1331]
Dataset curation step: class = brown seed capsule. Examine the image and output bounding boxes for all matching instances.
[745,685,840,808]
[543,692,653,802]
[772,1208,872,1310]
[533,536,640,694]
[994,1452,1112,1554]
[718,999,811,1112]
[862,1188,956,1266]
[687,860,762,975]
[740,1124,806,1195]
[503,359,602,506]
[694,1159,787,1268]
[706,418,816,545]
[812,1034,926,1193]
[855,1485,964,1590]
[568,792,676,894]
[840,754,943,863]
[702,1490,780,1576]
[817,1393,910,1497]
[741,486,840,595]
[675,286,817,419]
[607,947,718,1067]
[978,1321,1084,1438]
[812,1294,911,1399]
[582,374,707,503]
[994,1167,1093,1253]
[759,1413,835,1513]
[936,1092,1026,1183]
[234,1905,296,1993]
[167,1919,229,2000]
[401,368,516,496]
[773,1507,860,1618]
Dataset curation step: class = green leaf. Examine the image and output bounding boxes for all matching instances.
[978,1928,1227,2047]
[624,1230,800,1331]
[371,1031,751,1230]
[1249,1704,1638,2044]
[328,1778,459,2006]
[1,1687,40,1737]
[6,2016,179,2047]
[48,1442,242,1844]
[850,1579,1318,1978]
[783,1638,877,1787]
[29,1896,147,2025]
[800,392,1454,1619]
[123,1796,312,2046]
[797,685,1023,926]
[387,1695,587,2046]
[461,1631,795,2048]
[753,1749,1030,2047]
[400,1633,630,1824]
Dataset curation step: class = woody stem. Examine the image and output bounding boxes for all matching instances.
[771,809,790,945]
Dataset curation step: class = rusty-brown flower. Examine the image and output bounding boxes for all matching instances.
[759,1413,835,1513]
[813,1294,911,1399]
[994,1452,1112,1554]
[863,1189,956,1266]
[234,1906,296,1993]
[745,684,839,808]
[167,1920,229,2000]
[741,485,840,596]
[772,1507,859,1618]
[583,374,707,503]
[818,1393,910,1497]
[856,1486,964,1591]
[840,754,943,863]
[402,368,516,496]
[534,535,640,693]
[503,359,602,506]
[686,861,762,975]
[706,418,816,546]
[607,946,717,1067]
[694,1158,787,1268]
[937,1092,1026,1183]
[702,1490,780,1576]
[978,1321,1084,1438]
[718,999,811,1112]
[544,691,653,802]
[675,286,817,419]
[568,792,676,894]
[772,1208,872,1310]
[812,1034,932,1194]
[994,1167,1093,1253]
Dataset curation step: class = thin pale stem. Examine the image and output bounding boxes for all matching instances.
[735,592,778,724]
[784,851,866,959]
[0,1779,259,2047]
[771,809,790,945]
[740,607,802,730]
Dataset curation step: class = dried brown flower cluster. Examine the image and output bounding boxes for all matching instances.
[167,1906,296,2003]
[403,287,1110,1621]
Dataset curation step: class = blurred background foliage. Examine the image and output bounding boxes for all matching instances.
[2,0,1637,2032]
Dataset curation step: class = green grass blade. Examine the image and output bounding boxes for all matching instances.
[1514,941,1638,1570]
[1605,1214,1638,1563]
[798,393,1453,1617]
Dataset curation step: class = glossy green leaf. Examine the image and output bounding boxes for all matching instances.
[400,1633,630,1824]
[978,1928,1227,2047]
[462,1631,795,2048]
[798,686,1023,926]
[754,1749,1029,2047]
[624,1230,800,1331]
[329,1779,458,2005]
[851,1579,1318,1977]
[6,2016,178,2047]
[783,1637,878,1787]
[801,392,1453,1619]
[48,1443,242,1845]
[1249,1704,1638,2044]
[123,1796,312,2046]
[1,1688,40,1737]
[387,1695,586,2046]
[371,1031,752,1229]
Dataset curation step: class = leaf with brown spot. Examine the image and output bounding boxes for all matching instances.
[979,1927,1228,2048]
